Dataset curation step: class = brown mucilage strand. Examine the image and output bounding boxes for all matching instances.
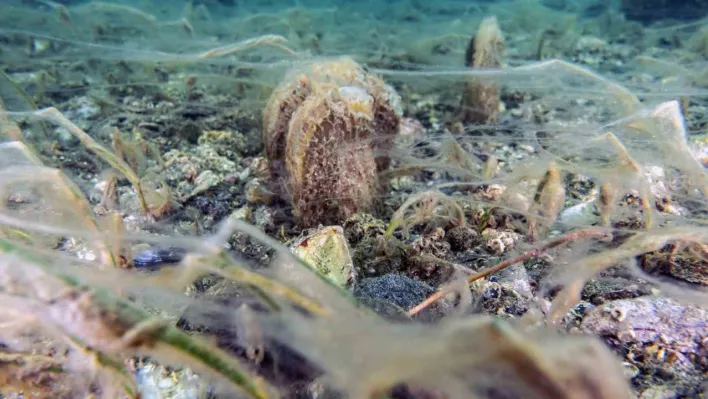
[263,57,402,227]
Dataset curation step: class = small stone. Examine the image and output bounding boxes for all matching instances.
[198,129,232,145]
[398,117,425,137]
[518,144,535,153]
[621,362,640,379]
[177,122,202,144]
[253,206,274,229]
[479,184,506,201]
[157,378,173,389]
[558,199,599,230]
[638,386,677,399]
[410,227,450,259]
[446,225,478,251]
[232,205,252,223]
[290,226,356,288]
[28,38,51,55]
[134,361,205,399]
[495,263,532,300]
[481,229,520,255]
[190,170,221,197]
[79,249,96,262]
[342,213,386,244]
[245,179,274,205]
[390,176,414,191]
[249,157,270,180]
[238,167,251,182]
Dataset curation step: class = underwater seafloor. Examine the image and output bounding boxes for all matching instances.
[2,0,708,398]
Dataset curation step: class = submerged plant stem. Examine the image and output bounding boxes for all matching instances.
[209,252,330,316]
[198,35,295,58]
[34,107,151,216]
[0,237,276,399]
[407,227,610,317]
[65,335,140,398]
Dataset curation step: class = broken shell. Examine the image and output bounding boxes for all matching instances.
[290,226,356,288]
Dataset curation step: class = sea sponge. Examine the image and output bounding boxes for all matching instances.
[263,57,402,227]
[459,16,505,125]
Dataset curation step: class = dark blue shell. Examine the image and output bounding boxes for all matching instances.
[133,247,187,270]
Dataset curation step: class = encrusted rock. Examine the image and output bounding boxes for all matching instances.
[473,281,530,317]
[481,228,520,254]
[162,144,238,201]
[410,227,449,258]
[343,213,387,244]
[343,213,403,277]
[581,277,652,305]
[581,297,708,378]
[134,360,206,399]
[446,225,479,251]
[190,170,221,197]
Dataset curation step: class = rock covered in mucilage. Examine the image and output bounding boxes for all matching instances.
[581,296,708,384]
